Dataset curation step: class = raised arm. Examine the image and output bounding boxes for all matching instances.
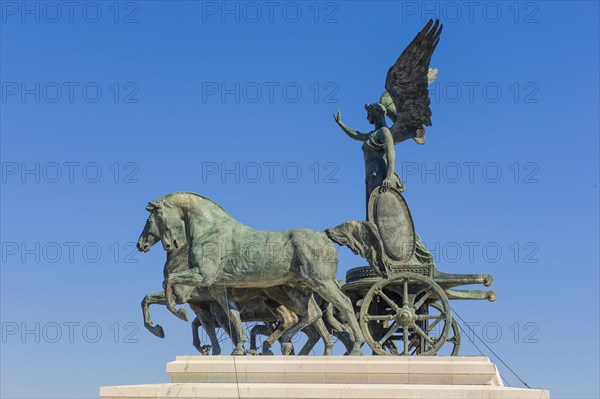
[333,109,369,142]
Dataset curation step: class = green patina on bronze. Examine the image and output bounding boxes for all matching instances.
[136,19,495,357]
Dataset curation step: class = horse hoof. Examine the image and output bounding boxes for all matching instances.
[176,308,189,322]
[261,349,274,356]
[350,349,363,356]
[231,348,245,356]
[152,325,165,338]
[281,343,294,356]
[201,345,212,356]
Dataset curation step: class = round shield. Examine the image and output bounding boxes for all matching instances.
[368,187,416,263]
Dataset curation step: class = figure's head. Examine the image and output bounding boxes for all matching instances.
[137,213,161,252]
[145,200,186,253]
[365,103,387,125]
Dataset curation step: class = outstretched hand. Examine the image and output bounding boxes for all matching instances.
[333,109,343,125]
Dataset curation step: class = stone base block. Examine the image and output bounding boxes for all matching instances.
[100,356,550,399]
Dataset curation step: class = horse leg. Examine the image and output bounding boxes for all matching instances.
[141,291,167,338]
[210,302,233,340]
[263,288,312,355]
[209,288,246,356]
[313,317,335,356]
[274,309,297,356]
[191,317,203,352]
[165,270,205,320]
[249,324,269,355]
[262,303,297,355]
[324,304,355,354]
[310,280,365,355]
[306,298,335,355]
[298,324,320,355]
[281,296,326,354]
[296,307,352,355]
[189,302,221,355]
[324,302,352,337]
[277,333,296,355]
[333,329,354,355]
[279,295,323,355]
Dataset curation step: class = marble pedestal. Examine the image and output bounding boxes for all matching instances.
[100,356,549,398]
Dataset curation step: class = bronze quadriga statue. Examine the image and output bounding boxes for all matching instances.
[136,19,495,357]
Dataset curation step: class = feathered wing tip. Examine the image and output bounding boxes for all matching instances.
[384,19,443,144]
[427,68,438,84]
[325,221,390,278]
[422,19,443,51]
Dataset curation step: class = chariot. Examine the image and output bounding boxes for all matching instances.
[339,187,496,356]
[139,20,497,358]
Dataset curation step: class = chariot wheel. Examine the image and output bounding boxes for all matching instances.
[430,302,460,356]
[359,272,452,356]
[377,301,460,356]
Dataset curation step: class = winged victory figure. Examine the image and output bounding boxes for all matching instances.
[334,19,443,204]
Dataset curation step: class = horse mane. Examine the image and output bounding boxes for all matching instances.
[154,191,233,219]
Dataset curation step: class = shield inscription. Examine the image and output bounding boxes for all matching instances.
[368,187,416,263]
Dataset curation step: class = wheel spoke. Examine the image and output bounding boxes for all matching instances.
[417,314,443,321]
[403,280,409,306]
[366,314,395,321]
[413,323,435,345]
[376,289,400,312]
[386,341,399,355]
[403,327,409,355]
[407,331,421,355]
[413,290,432,310]
[409,335,419,349]
[428,313,445,331]
[378,322,400,345]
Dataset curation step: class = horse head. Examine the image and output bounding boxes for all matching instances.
[137,212,161,253]
[147,200,186,254]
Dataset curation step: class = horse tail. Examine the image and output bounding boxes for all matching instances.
[325,221,389,277]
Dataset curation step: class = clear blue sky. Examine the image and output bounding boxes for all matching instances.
[1,1,598,398]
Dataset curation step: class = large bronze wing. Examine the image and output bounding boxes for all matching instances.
[385,19,442,144]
